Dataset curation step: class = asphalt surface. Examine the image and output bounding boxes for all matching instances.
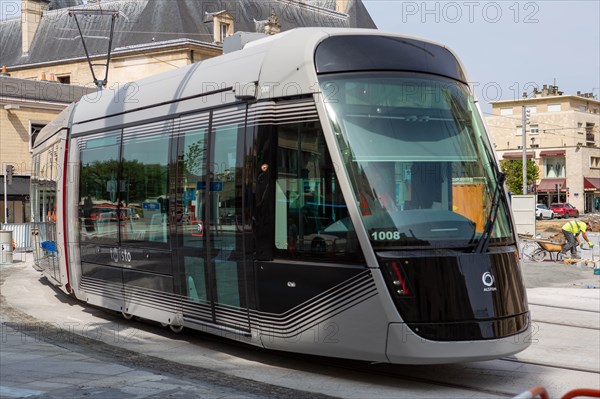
[1,234,598,398]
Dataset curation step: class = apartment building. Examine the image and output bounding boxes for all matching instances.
[486,84,600,213]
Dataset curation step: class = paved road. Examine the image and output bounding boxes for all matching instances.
[1,248,598,399]
[1,255,331,399]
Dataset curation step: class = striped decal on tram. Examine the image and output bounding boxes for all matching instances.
[121,119,174,144]
[251,270,377,338]
[80,276,180,314]
[248,99,319,126]
[81,269,377,339]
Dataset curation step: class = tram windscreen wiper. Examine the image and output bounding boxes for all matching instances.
[474,172,505,254]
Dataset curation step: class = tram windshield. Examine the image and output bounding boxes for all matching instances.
[319,73,513,249]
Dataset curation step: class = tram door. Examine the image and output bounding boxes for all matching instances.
[177,106,249,331]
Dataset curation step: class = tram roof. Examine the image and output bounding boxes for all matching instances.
[33,103,77,150]
[70,28,469,128]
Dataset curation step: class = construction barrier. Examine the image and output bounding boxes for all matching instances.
[0,230,14,264]
[0,223,32,251]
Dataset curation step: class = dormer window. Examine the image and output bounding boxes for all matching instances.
[205,10,235,44]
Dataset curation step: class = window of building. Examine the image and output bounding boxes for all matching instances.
[29,123,46,152]
[527,106,536,113]
[500,107,513,116]
[220,23,229,43]
[516,126,523,136]
[579,105,586,112]
[544,157,566,178]
[548,104,561,112]
[530,124,539,134]
[591,156,600,169]
[57,75,70,84]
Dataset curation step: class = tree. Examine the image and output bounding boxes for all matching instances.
[500,159,539,195]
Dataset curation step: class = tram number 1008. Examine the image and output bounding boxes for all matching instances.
[370,230,402,242]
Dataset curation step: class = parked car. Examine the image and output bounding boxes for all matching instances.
[303,217,358,254]
[549,203,579,218]
[535,204,554,220]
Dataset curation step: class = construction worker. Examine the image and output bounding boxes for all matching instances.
[559,220,594,259]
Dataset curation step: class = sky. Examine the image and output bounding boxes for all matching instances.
[362,0,600,115]
[1,0,598,115]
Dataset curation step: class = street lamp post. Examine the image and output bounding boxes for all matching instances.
[521,105,530,194]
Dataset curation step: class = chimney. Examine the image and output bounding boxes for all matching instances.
[336,0,351,13]
[21,0,49,55]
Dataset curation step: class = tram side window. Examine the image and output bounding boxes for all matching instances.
[79,134,120,243]
[273,122,363,262]
[121,130,170,244]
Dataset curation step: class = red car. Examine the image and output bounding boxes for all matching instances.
[549,203,579,218]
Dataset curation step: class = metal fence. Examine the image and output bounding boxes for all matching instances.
[0,223,32,252]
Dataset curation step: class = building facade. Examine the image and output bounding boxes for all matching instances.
[0,0,376,223]
[0,75,94,222]
[1,0,376,86]
[486,85,600,214]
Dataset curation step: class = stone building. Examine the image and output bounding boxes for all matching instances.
[0,0,376,222]
[485,85,600,213]
[1,0,376,85]
[0,75,94,222]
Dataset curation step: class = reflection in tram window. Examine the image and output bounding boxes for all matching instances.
[79,133,120,243]
[78,125,170,245]
[177,108,246,309]
[320,73,514,249]
[273,121,363,262]
[121,127,169,244]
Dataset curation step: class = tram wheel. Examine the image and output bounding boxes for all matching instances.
[169,324,184,333]
[121,311,134,320]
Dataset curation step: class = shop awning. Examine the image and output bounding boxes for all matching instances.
[539,150,566,157]
[502,151,535,159]
[537,178,566,192]
[584,177,600,190]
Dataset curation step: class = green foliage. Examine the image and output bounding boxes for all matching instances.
[500,159,539,195]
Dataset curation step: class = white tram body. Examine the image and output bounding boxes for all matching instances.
[31,28,531,364]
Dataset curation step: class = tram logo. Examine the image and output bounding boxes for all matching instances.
[482,272,497,292]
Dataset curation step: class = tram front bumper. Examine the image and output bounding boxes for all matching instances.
[385,323,532,364]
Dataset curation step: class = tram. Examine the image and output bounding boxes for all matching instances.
[31,28,530,364]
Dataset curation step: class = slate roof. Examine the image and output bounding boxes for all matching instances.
[48,0,84,10]
[0,0,376,67]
